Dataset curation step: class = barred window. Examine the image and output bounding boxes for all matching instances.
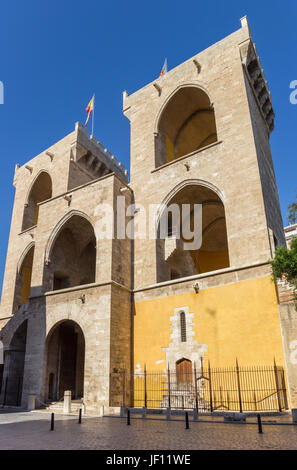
[180,311,187,342]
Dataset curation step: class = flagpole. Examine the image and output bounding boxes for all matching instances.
[91,93,95,137]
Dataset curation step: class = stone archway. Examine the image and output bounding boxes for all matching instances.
[46,320,85,401]
[1,320,28,405]
[22,171,52,231]
[43,214,96,292]
[13,244,35,313]
[156,182,229,282]
[155,86,217,167]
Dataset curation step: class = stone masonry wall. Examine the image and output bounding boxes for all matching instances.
[124,21,273,290]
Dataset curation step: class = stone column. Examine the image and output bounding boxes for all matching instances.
[27,393,36,411]
[63,390,72,414]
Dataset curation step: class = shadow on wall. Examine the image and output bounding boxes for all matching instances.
[0,319,28,406]
[22,172,52,232]
[12,245,35,314]
[43,215,96,292]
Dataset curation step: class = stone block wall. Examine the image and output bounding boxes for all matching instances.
[123,20,277,290]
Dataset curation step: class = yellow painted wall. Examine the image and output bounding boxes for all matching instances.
[197,250,229,274]
[133,276,285,371]
[20,266,32,303]
[166,135,175,162]
[33,201,40,226]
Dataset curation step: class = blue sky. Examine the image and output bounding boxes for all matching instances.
[0,0,296,293]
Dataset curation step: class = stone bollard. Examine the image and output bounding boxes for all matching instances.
[27,393,36,411]
[63,390,72,414]
[166,407,171,420]
[142,407,147,419]
[292,409,297,424]
[193,408,198,421]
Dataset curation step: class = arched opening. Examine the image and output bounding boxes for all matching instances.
[155,87,217,167]
[44,215,96,291]
[3,321,28,405]
[176,358,192,386]
[22,172,52,231]
[46,320,85,401]
[156,183,229,282]
[13,245,35,313]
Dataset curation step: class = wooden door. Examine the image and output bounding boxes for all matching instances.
[176,358,192,385]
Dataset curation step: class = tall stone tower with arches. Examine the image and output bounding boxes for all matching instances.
[0,17,296,414]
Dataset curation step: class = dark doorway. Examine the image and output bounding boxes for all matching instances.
[48,373,54,400]
[46,321,85,400]
[2,320,28,405]
[0,365,3,395]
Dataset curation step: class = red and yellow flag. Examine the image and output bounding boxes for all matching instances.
[159,58,167,77]
[84,95,94,127]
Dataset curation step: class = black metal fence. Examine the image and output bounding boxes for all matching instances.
[130,361,288,412]
[0,362,288,412]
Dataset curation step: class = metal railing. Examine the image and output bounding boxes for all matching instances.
[126,360,288,412]
[0,361,289,413]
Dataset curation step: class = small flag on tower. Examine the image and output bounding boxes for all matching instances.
[159,58,167,77]
[84,95,95,127]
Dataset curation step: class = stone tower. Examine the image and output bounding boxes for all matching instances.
[0,17,296,413]
[126,17,289,403]
[0,123,132,413]
[123,16,284,291]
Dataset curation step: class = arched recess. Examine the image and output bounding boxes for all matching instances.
[155,86,218,167]
[3,320,28,405]
[43,213,96,291]
[45,320,85,400]
[22,171,52,231]
[44,210,94,264]
[13,244,35,313]
[156,182,229,282]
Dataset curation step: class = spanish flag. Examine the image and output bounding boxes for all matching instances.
[84,95,94,127]
[160,58,167,77]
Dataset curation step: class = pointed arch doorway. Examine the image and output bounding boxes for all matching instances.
[46,320,85,400]
[176,358,193,386]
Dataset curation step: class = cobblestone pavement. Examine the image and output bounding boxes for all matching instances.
[0,410,297,450]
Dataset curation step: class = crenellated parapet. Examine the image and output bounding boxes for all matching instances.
[70,122,128,183]
[240,37,275,134]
